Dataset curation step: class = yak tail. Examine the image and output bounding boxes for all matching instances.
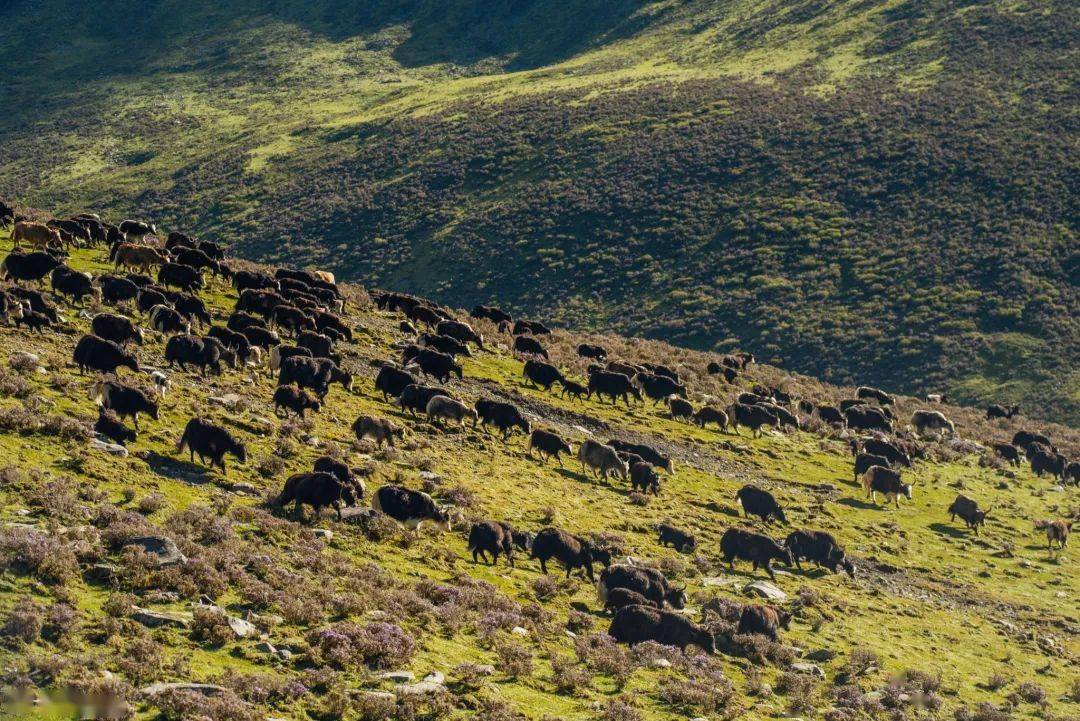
[596,577,609,603]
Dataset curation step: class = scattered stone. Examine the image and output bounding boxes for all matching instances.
[651,658,672,669]
[701,576,741,588]
[304,436,321,447]
[85,563,119,583]
[121,535,187,567]
[90,438,128,456]
[227,615,259,639]
[564,630,577,639]
[790,662,825,678]
[745,581,788,602]
[418,471,440,482]
[312,529,333,540]
[208,393,242,408]
[255,641,277,655]
[511,626,529,637]
[9,352,39,369]
[132,607,192,629]
[805,648,837,662]
[229,482,260,496]
[341,507,380,524]
[276,649,293,661]
[472,665,496,677]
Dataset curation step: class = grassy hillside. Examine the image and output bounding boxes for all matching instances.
[0,0,1077,423]
[0,227,1077,720]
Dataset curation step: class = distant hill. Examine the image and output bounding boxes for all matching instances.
[1,0,1077,422]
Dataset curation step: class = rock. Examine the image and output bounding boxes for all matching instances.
[472,665,496,677]
[511,626,529,637]
[276,649,293,661]
[745,581,788,602]
[701,576,741,588]
[229,482,260,496]
[255,641,277,655]
[1048,485,1065,492]
[121,535,187,567]
[9,352,38,369]
[423,672,445,685]
[208,393,242,408]
[90,438,128,456]
[398,680,445,696]
[227,615,259,638]
[85,563,119,583]
[312,529,333,540]
[863,691,884,703]
[304,436,321,447]
[340,507,379,524]
[418,471,440,482]
[790,662,825,678]
[651,658,672,668]
[140,682,227,698]
[379,671,415,683]
[805,649,837,662]
[132,607,192,629]
[564,630,577,639]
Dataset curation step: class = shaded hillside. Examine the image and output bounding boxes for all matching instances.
[0,0,1077,422]
[0,225,1077,720]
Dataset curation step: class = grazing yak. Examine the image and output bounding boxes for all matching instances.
[474,400,530,439]
[1012,430,1054,451]
[785,529,855,577]
[587,370,640,407]
[98,275,140,304]
[176,417,246,473]
[51,267,100,304]
[513,334,548,358]
[729,403,780,437]
[861,466,912,508]
[91,313,143,346]
[273,385,322,418]
[513,319,550,335]
[578,440,629,482]
[278,472,356,521]
[657,523,696,552]
[737,605,792,641]
[735,485,787,523]
[986,404,1019,420]
[11,221,62,250]
[604,588,659,613]
[277,356,352,399]
[149,305,190,335]
[118,219,156,239]
[352,415,403,447]
[529,527,610,582]
[694,406,728,430]
[598,565,686,609]
[426,395,476,427]
[845,405,893,433]
[720,528,793,580]
[206,326,256,365]
[73,335,139,375]
[608,605,715,653]
[559,379,588,401]
[666,396,694,422]
[373,485,457,532]
[857,386,894,405]
[629,461,661,495]
[1034,519,1070,550]
[527,429,573,466]
[1028,445,1067,478]
[3,251,63,284]
[948,495,990,534]
[408,348,463,382]
[856,438,913,467]
[467,521,531,567]
[577,343,607,361]
[522,359,563,390]
[991,442,1023,465]
[419,333,471,358]
[313,456,366,500]
[911,409,955,436]
[113,244,168,272]
[164,334,235,376]
[435,319,483,348]
[634,372,686,405]
[470,304,512,325]
[14,309,52,333]
[269,345,313,376]
[375,364,417,402]
[90,380,158,429]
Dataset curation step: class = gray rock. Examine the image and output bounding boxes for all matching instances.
[510,626,529,636]
[255,641,277,654]
[227,615,259,638]
[208,393,242,408]
[132,607,192,629]
[340,507,380,524]
[790,662,825,678]
[398,680,445,696]
[745,581,788,602]
[90,438,129,456]
[651,658,672,668]
[805,648,837,662]
[140,682,227,697]
[85,563,119,583]
[312,529,333,540]
[229,482,260,496]
[701,576,741,588]
[121,535,187,567]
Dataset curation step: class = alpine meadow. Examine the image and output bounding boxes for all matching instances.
[0,2,1077,721]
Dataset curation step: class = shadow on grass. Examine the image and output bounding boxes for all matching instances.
[929,522,968,539]
[144,451,210,484]
[837,497,884,510]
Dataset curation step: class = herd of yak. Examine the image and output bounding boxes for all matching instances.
[0,203,1075,654]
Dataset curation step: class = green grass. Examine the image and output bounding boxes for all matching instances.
[0,238,1076,719]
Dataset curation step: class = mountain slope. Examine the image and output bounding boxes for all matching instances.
[0,232,1077,720]
[0,0,1077,422]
